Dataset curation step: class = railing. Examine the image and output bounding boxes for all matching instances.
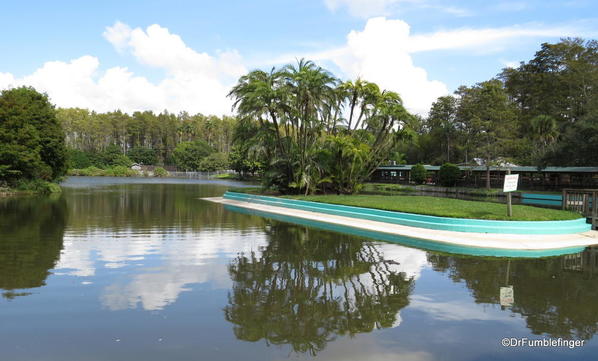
[562,189,597,229]
[168,170,234,179]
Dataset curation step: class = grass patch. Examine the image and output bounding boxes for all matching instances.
[284,194,581,221]
[214,173,236,179]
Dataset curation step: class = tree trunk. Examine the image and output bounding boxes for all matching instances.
[485,165,491,190]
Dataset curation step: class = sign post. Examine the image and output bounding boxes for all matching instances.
[503,169,519,217]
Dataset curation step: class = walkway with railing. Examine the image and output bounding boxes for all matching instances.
[562,189,597,229]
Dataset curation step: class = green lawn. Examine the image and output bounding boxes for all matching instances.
[284,194,581,221]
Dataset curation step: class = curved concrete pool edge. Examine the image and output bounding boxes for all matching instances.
[222,191,591,234]
[203,196,598,254]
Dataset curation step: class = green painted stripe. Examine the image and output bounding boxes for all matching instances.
[224,192,591,235]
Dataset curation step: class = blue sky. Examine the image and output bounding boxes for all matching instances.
[1,0,596,115]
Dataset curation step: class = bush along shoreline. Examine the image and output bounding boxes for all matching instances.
[67,166,169,177]
[1,179,62,197]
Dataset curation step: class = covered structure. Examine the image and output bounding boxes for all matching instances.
[371,165,598,190]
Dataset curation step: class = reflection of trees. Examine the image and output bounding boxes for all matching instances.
[0,195,66,295]
[224,223,414,355]
[66,184,264,231]
[428,248,598,340]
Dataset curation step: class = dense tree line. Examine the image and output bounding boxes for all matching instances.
[2,39,594,190]
[57,108,237,171]
[399,38,598,170]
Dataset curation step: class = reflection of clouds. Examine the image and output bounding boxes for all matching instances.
[55,226,427,313]
[101,263,229,310]
[354,243,428,328]
[55,227,268,311]
[377,243,429,280]
[409,295,522,323]
[275,332,435,361]
[56,229,162,276]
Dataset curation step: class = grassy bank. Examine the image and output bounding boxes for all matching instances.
[284,194,581,221]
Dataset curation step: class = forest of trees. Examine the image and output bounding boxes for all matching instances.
[57,108,237,171]
[1,38,596,193]
[228,38,597,194]
[400,38,598,169]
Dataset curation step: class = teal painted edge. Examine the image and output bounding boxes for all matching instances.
[223,204,586,258]
[521,193,562,201]
[223,192,591,235]
[521,199,562,207]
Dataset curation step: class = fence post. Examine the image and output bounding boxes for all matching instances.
[562,189,567,210]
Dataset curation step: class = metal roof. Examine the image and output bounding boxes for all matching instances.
[376,165,598,173]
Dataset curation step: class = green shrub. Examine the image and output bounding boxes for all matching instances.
[199,152,229,172]
[127,147,158,165]
[438,163,461,187]
[111,154,133,167]
[410,164,427,184]
[153,167,168,177]
[104,165,138,177]
[67,149,92,169]
[15,179,62,194]
[173,140,213,171]
[75,166,105,176]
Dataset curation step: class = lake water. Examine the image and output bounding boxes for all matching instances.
[1,177,597,361]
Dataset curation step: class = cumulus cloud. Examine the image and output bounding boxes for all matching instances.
[321,17,449,115]
[269,17,592,114]
[0,22,246,115]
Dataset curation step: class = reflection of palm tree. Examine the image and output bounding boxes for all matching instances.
[223,223,414,355]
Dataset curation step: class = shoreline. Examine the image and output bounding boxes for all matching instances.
[204,196,598,254]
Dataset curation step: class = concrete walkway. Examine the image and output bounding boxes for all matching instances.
[204,197,598,251]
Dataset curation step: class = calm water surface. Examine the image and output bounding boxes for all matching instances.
[1,177,597,361]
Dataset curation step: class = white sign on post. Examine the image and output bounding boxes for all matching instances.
[503,174,519,193]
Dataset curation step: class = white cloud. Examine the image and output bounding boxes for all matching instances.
[406,24,582,53]
[325,0,405,17]
[0,22,246,115]
[270,17,593,115]
[319,17,449,115]
[102,21,132,53]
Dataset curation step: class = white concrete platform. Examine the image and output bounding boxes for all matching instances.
[203,197,598,251]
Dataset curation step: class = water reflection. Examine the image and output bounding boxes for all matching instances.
[0,195,66,298]
[224,221,426,356]
[2,179,598,360]
[48,182,269,311]
[428,247,598,341]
